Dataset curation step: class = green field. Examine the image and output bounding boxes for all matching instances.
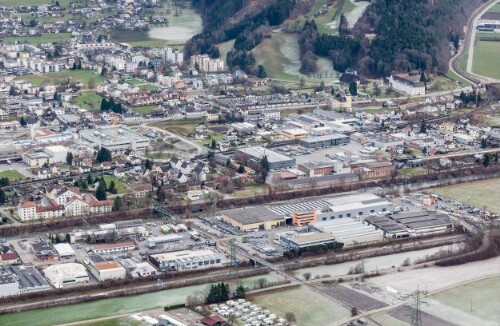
[472,41,500,79]
[18,70,105,88]
[102,176,126,194]
[425,178,500,214]
[0,170,24,182]
[129,105,159,115]
[487,2,500,13]
[423,275,500,325]
[2,33,72,45]
[249,286,350,326]
[0,0,70,6]
[75,93,105,111]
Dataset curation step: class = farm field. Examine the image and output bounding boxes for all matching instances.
[0,170,24,182]
[18,70,105,88]
[148,7,202,45]
[249,286,350,326]
[2,33,72,45]
[472,41,500,79]
[486,2,500,13]
[425,178,500,214]
[0,0,70,6]
[423,275,500,326]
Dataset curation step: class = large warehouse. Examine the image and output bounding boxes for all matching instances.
[44,263,89,288]
[221,206,285,231]
[280,232,338,250]
[235,146,296,171]
[310,218,384,247]
[79,126,150,153]
[318,193,394,220]
[269,193,393,224]
[148,249,224,272]
[53,243,76,259]
[299,133,350,149]
[365,211,454,238]
[90,260,127,281]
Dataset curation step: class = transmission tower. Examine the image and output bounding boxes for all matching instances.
[228,238,239,280]
[411,286,424,326]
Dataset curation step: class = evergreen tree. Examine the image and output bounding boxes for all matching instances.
[0,189,7,205]
[226,158,231,167]
[420,120,427,134]
[20,117,27,127]
[108,180,117,194]
[157,186,166,203]
[145,159,153,170]
[87,174,94,185]
[257,65,267,78]
[233,284,246,299]
[95,181,107,200]
[237,164,245,173]
[483,154,491,167]
[96,148,112,163]
[211,138,217,149]
[66,152,73,165]
[113,196,122,211]
[0,178,10,187]
[260,155,269,182]
[9,85,16,96]
[349,82,357,96]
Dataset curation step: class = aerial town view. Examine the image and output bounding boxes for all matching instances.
[0,0,499,325]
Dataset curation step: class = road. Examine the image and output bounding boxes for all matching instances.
[450,0,500,84]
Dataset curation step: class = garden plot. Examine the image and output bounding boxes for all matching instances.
[318,284,388,311]
[388,305,454,326]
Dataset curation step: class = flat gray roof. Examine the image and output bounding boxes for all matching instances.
[237,146,293,163]
[300,133,349,143]
[222,206,284,225]
[288,173,359,185]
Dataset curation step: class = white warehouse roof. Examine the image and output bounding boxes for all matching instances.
[44,263,88,288]
[53,243,76,257]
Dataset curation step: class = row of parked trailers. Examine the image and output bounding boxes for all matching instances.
[160,223,188,234]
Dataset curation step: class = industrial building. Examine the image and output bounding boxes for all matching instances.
[221,206,285,231]
[89,258,127,282]
[31,242,58,261]
[0,268,20,297]
[280,232,338,250]
[44,263,89,288]
[147,234,182,248]
[298,161,343,177]
[91,240,136,254]
[79,126,151,153]
[298,133,350,149]
[23,145,69,167]
[53,243,76,259]
[287,173,359,190]
[235,146,296,171]
[310,218,384,247]
[318,193,394,220]
[270,194,394,226]
[10,264,50,294]
[365,211,454,238]
[148,249,225,272]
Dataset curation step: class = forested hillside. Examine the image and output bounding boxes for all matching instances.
[185,0,297,74]
[354,0,486,76]
[187,0,486,78]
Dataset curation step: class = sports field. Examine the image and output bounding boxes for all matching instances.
[249,286,350,326]
[75,93,105,111]
[425,178,500,214]
[472,41,500,79]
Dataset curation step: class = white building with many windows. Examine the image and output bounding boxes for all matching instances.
[389,73,425,96]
